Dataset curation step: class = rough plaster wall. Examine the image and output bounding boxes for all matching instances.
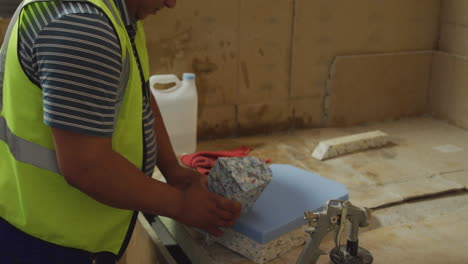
[145,0,440,139]
[0,2,441,139]
[430,0,468,130]
[144,0,294,138]
[144,0,241,139]
[291,0,439,126]
[326,52,433,126]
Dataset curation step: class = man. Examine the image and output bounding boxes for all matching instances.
[0,0,242,263]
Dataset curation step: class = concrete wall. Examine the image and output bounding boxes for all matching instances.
[0,1,441,139]
[326,52,433,126]
[430,1,468,130]
[145,0,440,138]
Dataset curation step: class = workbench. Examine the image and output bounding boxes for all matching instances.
[150,117,468,264]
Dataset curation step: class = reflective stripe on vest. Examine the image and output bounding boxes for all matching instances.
[0,116,59,172]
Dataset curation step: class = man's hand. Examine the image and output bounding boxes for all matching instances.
[164,166,205,190]
[175,179,242,237]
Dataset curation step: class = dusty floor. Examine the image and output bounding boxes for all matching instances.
[154,116,468,264]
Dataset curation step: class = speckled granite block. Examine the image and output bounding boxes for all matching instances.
[212,225,308,264]
[208,157,272,214]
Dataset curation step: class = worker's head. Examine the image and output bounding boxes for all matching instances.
[125,0,177,20]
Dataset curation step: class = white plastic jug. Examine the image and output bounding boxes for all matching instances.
[149,73,198,155]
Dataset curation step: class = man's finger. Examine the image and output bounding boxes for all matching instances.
[214,208,235,222]
[217,197,242,215]
[206,227,224,237]
[215,219,233,228]
[199,173,208,186]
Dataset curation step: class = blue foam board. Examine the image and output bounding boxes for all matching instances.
[232,164,348,244]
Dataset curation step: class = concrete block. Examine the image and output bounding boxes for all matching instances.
[326,52,432,126]
[237,0,292,104]
[237,102,293,136]
[312,130,389,161]
[439,23,468,57]
[143,0,238,105]
[197,104,236,140]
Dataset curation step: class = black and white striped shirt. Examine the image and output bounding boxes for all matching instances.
[18,0,157,175]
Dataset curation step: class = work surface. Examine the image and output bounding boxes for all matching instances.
[153,117,468,264]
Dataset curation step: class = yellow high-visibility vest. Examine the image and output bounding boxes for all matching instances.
[0,0,150,255]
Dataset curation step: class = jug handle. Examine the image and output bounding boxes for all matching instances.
[150,74,181,94]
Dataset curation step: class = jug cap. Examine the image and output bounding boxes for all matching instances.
[183,73,196,80]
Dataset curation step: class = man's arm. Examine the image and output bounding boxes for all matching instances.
[52,128,240,236]
[52,128,182,217]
